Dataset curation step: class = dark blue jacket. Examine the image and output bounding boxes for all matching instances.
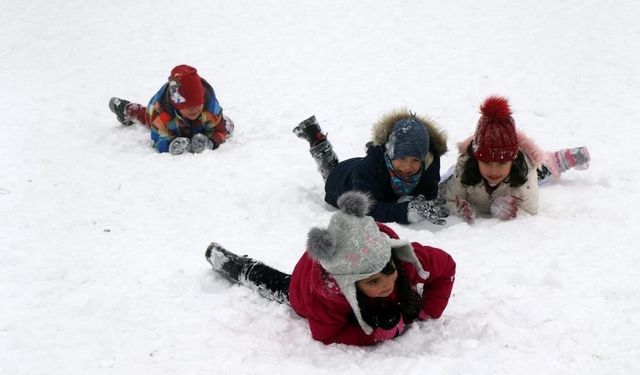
[325,145,441,224]
[323,110,448,224]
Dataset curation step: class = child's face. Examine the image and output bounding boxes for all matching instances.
[356,262,398,298]
[391,156,422,178]
[178,104,204,120]
[478,160,513,186]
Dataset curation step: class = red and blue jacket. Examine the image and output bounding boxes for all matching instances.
[146,79,229,153]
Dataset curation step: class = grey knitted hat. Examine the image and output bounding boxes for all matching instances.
[385,117,430,161]
[306,191,429,335]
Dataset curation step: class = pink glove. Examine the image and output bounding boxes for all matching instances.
[418,310,431,320]
[455,196,475,224]
[372,316,405,342]
[490,195,520,220]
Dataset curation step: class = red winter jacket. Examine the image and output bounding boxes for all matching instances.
[288,223,456,346]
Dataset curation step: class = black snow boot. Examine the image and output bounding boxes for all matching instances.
[108,97,134,126]
[205,242,291,304]
[310,140,339,180]
[536,165,553,182]
[293,115,327,147]
[206,242,254,283]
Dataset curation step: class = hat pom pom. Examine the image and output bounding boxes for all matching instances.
[480,96,512,121]
[307,227,336,262]
[336,191,371,217]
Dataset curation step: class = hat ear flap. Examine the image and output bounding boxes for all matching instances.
[306,227,336,262]
[390,242,430,279]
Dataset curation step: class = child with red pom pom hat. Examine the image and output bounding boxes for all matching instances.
[439,96,590,223]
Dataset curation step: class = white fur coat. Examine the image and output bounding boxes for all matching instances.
[439,132,556,218]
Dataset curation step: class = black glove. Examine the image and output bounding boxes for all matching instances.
[407,195,449,225]
[190,133,214,153]
[169,137,191,155]
[376,304,403,330]
[361,303,403,330]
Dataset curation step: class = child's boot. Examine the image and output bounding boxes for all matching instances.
[108,97,135,126]
[205,242,290,304]
[206,242,255,283]
[293,115,338,179]
[293,115,327,147]
[552,147,591,173]
[310,140,339,180]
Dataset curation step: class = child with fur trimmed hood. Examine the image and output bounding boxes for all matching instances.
[205,191,456,346]
[293,110,449,225]
[439,96,590,223]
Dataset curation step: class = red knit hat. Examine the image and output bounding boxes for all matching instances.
[472,96,519,162]
[167,65,205,110]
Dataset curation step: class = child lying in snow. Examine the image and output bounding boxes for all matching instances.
[109,64,233,154]
[292,111,449,226]
[205,191,456,346]
[439,96,590,223]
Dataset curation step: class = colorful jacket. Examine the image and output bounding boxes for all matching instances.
[439,131,555,217]
[324,110,448,224]
[146,79,230,153]
[288,223,456,346]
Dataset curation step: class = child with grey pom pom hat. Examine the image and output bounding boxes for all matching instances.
[205,191,456,346]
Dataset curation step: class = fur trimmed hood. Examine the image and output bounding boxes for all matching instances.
[370,109,448,158]
[457,131,558,176]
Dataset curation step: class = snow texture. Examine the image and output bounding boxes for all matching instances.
[1,0,639,374]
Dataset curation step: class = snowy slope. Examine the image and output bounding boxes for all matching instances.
[1,0,639,374]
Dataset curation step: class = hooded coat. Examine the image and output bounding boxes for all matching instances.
[439,131,555,217]
[288,223,456,346]
[146,79,231,153]
[324,110,448,224]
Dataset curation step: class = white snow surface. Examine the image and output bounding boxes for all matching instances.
[2,0,640,374]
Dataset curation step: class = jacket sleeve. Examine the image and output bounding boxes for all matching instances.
[305,295,378,346]
[513,156,540,215]
[149,111,177,153]
[203,112,229,148]
[412,243,456,319]
[308,316,377,346]
[350,157,412,224]
[351,148,409,224]
[202,90,230,148]
[438,156,469,214]
[145,84,176,153]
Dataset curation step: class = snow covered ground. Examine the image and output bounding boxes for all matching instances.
[1,0,639,374]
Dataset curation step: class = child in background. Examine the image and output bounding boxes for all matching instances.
[293,110,449,225]
[205,191,456,346]
[109,64,233,155]
[439,96,590,223]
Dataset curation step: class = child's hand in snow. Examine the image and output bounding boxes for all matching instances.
[169,137,191,155]
[490,195,520,220]
[455,197,475,224]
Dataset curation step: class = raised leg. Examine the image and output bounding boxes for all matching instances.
[293,116,339,180]
[538,147,590,183]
